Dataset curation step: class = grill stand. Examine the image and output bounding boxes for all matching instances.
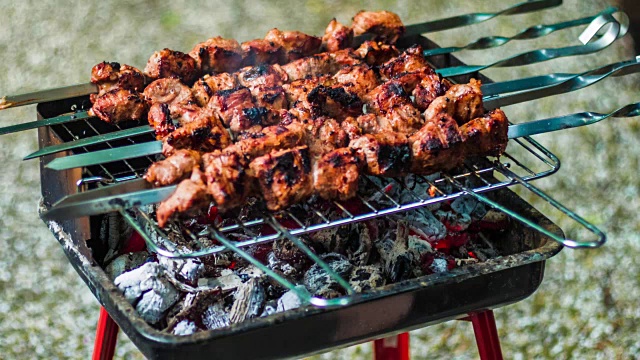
[92,308,503,359]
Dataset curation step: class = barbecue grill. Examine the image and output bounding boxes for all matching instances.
[2,2,635,359]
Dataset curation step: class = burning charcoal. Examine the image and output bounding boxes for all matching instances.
[346,224,373,265]
[272,238,312,271]
[348,265,385,293]
[307,226,352,254]
[303,253,353,298]
[173,319,198,336]
[420,253,456,275]
[158,256,203,286]
[229,278,266,323]
[197,268,243,291]
[267,252,298,278]
[135,277,180,325]
[401,208,447,241]
[105,251,151,280]
[451,196,487,220]
[435,209,471,232]
[202,301,231,330]
[375,221,414,283]
[276,285,310,312]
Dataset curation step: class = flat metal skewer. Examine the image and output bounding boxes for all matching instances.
[436,12,628,78]
[0,0,562,112]
[40,101,640,220]
[423,6,618,57]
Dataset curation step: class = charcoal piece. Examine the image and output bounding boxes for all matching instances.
[272,238,311,271]
[375,221,414,283]
[173,319,198,336]
[435,209,471,232]
[202,302,230,330]
[267,252,298,278]
[105,251,151,280]
[276,286,310,312]
[349,265,385,293]
[451,196,487,220]
[401,208,447,241]
[303,253,353,298]
[197,269,243,291]
[135,278,180,324]
[407,235,433,277]
[159,256,203,285]
[307,225,352,254]
[346,223,373,265]
[229,278,266,323]
[237,264,266,280]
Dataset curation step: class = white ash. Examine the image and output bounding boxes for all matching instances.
[135,281,180,324]
[105,251,151,280]
[158,256,203,285]
[260,301,278,317]
[430,258,449,274]
[114,262,163,303]
[172,319,198,336]
[197,269,243,291]
[451,196,487,219]
[276,286,310,313]
[202,301,230,330]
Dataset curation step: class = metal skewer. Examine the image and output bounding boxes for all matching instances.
[40,101,640,219]
[423,6,618,57]
[436,12,628,78]
[0,0,562,112]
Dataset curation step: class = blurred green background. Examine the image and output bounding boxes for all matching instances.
[1,1,639,358]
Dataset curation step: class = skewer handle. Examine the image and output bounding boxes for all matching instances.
[0,83,96,110]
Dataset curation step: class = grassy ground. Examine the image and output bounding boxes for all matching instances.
[0,1,639,358]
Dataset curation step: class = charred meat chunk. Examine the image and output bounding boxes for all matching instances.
[157,168,210,228]
[89,88,147,123]
[299,116,349,155]
[460,109,509,157]
[202,150,253,212]
[143,78,195,109]
[313,148,361,200]
[90,62,146,96]
[332,64,379,98]
[378,45,432,81]
[322,18,354,52]
[424,79,484,126]
[144,149,201,187]
[192,73,238,106]
[307,85,363,120]
[189,36,244,74]
[163,108,231,154]
[355,41,399,66]
[241,39,285,66]
[227,122,305,161]
[365,80,423,133]
[349,131,411,177]
[144,49,198,84]
[263,29,322,63]
[249,146,313,211]
[409,113,464,174]
[351,10,405,43]
[208,87,265,133]
[236,64,287,89]
[413,74,451,111]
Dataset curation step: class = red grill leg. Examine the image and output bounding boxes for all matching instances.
[465,310,503,360]
[373,332,410,360]
[93,307,119,360]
